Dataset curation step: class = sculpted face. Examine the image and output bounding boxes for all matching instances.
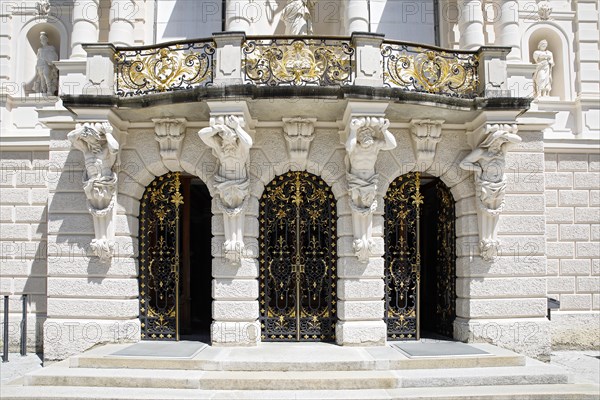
[358,129,374,148]
[40,34,48,46]
[538,40,548,51]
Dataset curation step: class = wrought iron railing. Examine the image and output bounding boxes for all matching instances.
[111,36,484,98]
[381,41,479,98]
[115,40,215,97]
[242,37,355,86]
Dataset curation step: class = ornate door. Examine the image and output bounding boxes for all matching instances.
[384,172,423,340]
[384,172,456,340]
[139,172,184,340]
[259,172,337,341]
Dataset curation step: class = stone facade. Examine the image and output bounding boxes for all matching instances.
[1,0,598,361]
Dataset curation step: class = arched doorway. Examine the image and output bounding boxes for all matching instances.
[259,172,337,342]
[138,172,213,341]
[384,172,456,340]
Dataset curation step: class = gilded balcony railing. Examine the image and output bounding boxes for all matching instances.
[110,36,489,98]
[381,41,479,98]
[242,37,355,86]
[114,40,215,96]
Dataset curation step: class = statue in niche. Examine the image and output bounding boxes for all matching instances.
[68,122,120,261]
[33,31,59,96]
[533,39,554,98]
[345,117,397,262]
[460,124,521,261]
[282,0,316,35]
[199,115,253,261]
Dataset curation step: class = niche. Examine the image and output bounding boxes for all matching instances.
[527,27,570,100]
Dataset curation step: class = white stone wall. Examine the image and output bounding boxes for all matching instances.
[44,128,139,361]
[0,150,49,352]
[545,152,600,349]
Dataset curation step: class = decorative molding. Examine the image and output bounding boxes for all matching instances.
[36,0,51,16]
[460,124,521,261]
[345,116,397,262]
[199,115,253,263]
[153,118,187,171]
[67,122,120,262]
[409,119,444,170]
[283,117,316,170]
[537,0,552,20]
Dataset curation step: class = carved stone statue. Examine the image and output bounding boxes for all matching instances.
[345,117,397,262]
[33,32,59,96]
[282,0,316,35]
[199,115,253,262]
[533,39,554,98]
[460,124,521,261]
[68,122,120,261]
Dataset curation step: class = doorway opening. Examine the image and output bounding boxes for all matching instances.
[138,173,213,342]
[180,176,213,342]
[384,172,456,341]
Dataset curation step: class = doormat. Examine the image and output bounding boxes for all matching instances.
[110,341,207,358]
[392,342,491,358]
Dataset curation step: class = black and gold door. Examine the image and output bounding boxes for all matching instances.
[384,172,456,340]
[259,172,337,342]
[139,172,213,341]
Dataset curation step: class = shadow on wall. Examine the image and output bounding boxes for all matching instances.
[373,0,437,44]
[160,0,224,41]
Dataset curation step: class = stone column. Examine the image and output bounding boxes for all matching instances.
[225,0,252,32]
[346,0,370,34]
[458,0,485,50]
[203,101,260,347]
[495,0,520,61]
[71,0,100,58]
[336,101,393,346]
[108,0,136,47]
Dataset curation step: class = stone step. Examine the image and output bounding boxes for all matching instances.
[2,384,599,400]
[25,368,397,390]
[23,360,569,390]
[71,342,526,371]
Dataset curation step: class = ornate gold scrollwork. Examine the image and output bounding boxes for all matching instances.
[260,172,337,341]
[384,172,422,340]
[243,38,354,86]
[116,42,215,96]
[382,43,479,98]
[139,172,183,340]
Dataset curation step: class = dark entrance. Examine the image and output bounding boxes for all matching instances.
[138,172,212,341]
[384,172,456,340]
[259,172,337,342]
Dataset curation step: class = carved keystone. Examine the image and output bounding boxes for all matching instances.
[153,118,187,171]
[410,119,444,171]
[283,117,316,170]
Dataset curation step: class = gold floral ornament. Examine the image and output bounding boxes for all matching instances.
[115,41,215,96]
[382,43,479,98]
[243,38,354,86]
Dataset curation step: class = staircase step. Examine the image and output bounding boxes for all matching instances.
[25,368,398,390]
[395,360,570,388]
[2,384,599,400]
[24,360,570,390]
[71,342,526,371]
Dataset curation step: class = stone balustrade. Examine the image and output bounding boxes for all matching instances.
[79,33,511,100]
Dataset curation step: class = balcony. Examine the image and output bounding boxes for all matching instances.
[107,33,508,101]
